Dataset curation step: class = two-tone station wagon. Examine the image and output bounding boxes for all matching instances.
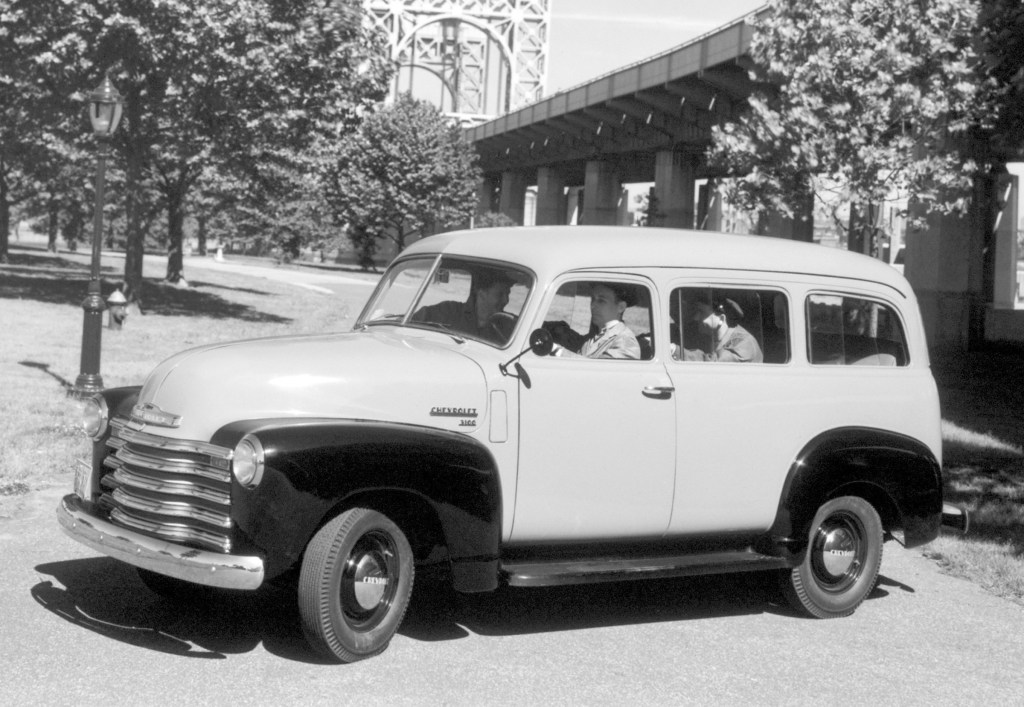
[59,226,967,662]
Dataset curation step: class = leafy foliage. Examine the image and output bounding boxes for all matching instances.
[323,95,481,256]
[1,0,392,296]
[981,0,1024,159]
[708,0,999,241]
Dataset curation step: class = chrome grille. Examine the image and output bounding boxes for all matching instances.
[100,418,234,553]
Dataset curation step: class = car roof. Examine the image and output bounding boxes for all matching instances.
[401,226,910,296]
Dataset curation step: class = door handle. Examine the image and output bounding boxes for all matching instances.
[642,386,675,398]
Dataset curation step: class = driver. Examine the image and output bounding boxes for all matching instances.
[413,269,513,341]
[547,283,641,359]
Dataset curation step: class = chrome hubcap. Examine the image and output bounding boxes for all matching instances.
[341,530,398,630]
[352,553,389,610]
[810,511,864,592]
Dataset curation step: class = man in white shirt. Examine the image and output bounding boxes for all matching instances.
[550,283,641,359]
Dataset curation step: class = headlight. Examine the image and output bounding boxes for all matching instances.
[232,435,265,488]
[78,395,109,440]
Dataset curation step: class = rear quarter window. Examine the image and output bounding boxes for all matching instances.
[806,294,908,366]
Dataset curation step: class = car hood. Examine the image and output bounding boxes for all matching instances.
[132,329,489,441]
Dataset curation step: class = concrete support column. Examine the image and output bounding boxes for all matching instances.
[476,175,499,218]
[654,151,695,228]
[499,171,529,225]
[992,174,1019,309]
[697,180,723,231]
[582,160,621,226]
[905,192,986,354]
[535,167,567,225]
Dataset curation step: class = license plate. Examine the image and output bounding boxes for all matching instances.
[74,458,95,501]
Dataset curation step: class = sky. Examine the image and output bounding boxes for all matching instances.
[545,0,767,94]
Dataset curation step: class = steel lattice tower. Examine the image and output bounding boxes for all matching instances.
[365,0,549,125]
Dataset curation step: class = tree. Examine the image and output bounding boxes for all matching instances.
[707,0,997,253]
[981,0,1024,159]
[2,0,391,299]
[323,95,481,256]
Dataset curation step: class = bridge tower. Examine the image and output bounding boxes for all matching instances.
[365,0,550,125]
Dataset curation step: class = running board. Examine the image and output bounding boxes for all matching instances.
[502,550,790,588]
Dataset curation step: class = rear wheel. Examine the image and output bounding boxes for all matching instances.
[783,496,883,618]
[298,508,414,662]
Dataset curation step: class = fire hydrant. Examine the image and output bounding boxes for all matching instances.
[107,290,128,330]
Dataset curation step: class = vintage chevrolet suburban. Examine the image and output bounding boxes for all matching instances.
[58,226,967,663]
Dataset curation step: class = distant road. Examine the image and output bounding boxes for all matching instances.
[174,254,381,295]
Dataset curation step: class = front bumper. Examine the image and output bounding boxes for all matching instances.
[57,494,265,590]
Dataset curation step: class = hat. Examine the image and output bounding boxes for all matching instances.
[715,298,744,322]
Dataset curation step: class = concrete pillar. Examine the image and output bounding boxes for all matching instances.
[535,167,567,225]
[476,175,499,218]
[654,151,695,229]
[499,171,528,225]
[697,180,723,231]
[905,194,986,354]
[582,160,621,226]
[567,187,583,225]
[992,174,1019,309]
[617,187,631,225]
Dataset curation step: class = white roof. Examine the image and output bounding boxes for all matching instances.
[402,226,910,297]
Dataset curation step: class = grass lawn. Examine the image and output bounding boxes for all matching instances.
[2,243,1022,606]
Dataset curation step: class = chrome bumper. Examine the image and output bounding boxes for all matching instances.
[941,502,970,534]
[57,494,264,590]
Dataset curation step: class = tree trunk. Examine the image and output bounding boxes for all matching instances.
[847,202,880,257]
[0,161,9,264]
[47,187,59,253]
[122,100,146,309]
[197,215,208,256]
[165,186,186,283]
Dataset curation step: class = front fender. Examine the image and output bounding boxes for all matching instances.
[769,427,943,557]
[211,420,501,588]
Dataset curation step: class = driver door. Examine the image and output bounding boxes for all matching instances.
[510,278,676,542]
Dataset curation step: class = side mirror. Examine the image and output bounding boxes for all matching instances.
[528,328,554,357]
[500,328,554,377]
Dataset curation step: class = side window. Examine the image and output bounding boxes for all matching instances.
[806,294,908,366]
[669,287,789,364]
[541,280,653,360]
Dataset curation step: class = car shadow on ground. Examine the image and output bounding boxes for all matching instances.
[33,557,905,663]
[33,557,315,662]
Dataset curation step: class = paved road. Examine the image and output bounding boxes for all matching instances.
[182,254,381,295]
[3,484,1023,706]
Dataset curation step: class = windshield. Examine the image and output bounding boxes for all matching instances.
[357,256,533,347]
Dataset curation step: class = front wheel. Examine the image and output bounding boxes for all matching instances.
[298,508,414,662]
[782,496,883,619]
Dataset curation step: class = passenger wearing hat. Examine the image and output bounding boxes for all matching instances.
[682,298,763,363]
[550,282,641,359]
[413,268,513,342]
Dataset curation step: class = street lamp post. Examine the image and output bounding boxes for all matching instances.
[74,75,124,396]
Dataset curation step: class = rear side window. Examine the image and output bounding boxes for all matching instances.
[669,287,790,364]
[806,294,908,366]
